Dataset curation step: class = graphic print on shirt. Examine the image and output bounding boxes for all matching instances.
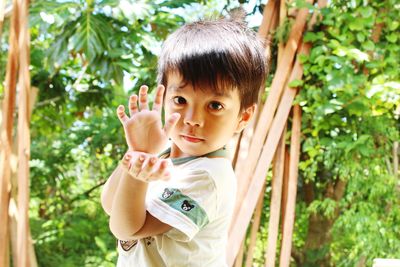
[181,200,195,211]
[144,236,155,246]
[119,239,138,251]
[158,187,209,229]
[162,188,174,199]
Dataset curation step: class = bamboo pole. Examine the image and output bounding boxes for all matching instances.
[230,2,311,240]
[277,0,287,64]
[264,127,286,267]
[244,184,266,267]
[16,0,31,266]
[234,241,245,267]
[258,0,278,41]
[234,0,278,180]
[279,105,302,267]
[280,147,290,237]
[0,0,19,265]
[227,41,311,265]
[10,90,38,267]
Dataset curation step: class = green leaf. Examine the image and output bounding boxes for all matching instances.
[288,79,304,88]
[389,20,399,31]
[356,33,365,42]
[72,14,111,62]
[347,100,368,116]
[95,236,108,253]
[159,0,196,8]
[360,7,374,18]
[349,20,364,31]
[362,40,375,51]
[386,33,398,43]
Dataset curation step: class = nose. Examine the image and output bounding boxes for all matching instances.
[183,107,203,127]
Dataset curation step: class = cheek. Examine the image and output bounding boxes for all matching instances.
[164,102,175,117]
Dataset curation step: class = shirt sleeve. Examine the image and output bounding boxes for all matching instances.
[146,169,217,242]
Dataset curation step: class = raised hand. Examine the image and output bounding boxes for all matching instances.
[121,151,171,182]
[117,85,180,154]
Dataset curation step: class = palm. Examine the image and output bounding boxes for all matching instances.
[124,110,167,154]
[117,85,179,154]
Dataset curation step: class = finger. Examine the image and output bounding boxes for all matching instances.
[152,85,165,113]
[129,153,146,178]
[121,153,132,171]
[117,105,129,124]
[163,113,181,137]
[138,85,149,110]
[161,159,173,181]
[129,94,138,116]
[137,156,157,181]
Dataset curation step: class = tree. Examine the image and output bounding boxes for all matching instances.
[1,1,225,265]
[293,0,400,265]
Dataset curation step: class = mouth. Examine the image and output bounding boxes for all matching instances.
[181,135,204,143]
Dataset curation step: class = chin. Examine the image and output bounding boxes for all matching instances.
[176,144,208,157]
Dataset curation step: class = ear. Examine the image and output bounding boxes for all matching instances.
[235,104,257,133]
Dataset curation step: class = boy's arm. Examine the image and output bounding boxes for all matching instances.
[109,153,172,240]
[101,164,124,216]
[109,171,148,240]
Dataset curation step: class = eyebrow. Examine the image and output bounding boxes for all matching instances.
[168,85,232,98]
[214,91,231,97]
[169,85,232,98]
[168,86,183,94]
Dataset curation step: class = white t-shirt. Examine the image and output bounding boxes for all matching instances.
[116,156,237,267]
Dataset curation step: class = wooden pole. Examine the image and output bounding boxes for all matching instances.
[231,3,311,238]
[264,127,286,267]
[280,147,290,237]
[0,0,19,265]
[16,0,31,266]
[234,1,279,202]
[234,241,245,267]
[257,0,278,41]
[277,0,287,65]
[244,184,266,267]
[279,105,302,267]
[227,42,311,265]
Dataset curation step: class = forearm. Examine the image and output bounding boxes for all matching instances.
[109,171,149,240]
[101,164,124,215]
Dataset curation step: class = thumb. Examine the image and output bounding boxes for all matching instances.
[163,113,180,137]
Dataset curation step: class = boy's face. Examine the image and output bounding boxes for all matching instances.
[164,73,255,158]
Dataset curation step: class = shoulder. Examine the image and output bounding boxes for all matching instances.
[180,157,237,207]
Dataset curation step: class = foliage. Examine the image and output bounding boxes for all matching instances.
[1,0,399,266]
[244,0,399,266]
[0,0,227,266]
[293,0,400,265]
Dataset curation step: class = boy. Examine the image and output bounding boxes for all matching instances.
[101,19,267,266]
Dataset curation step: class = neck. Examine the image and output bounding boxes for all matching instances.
[169,143,191,158]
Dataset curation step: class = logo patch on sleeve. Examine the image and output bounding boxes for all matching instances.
[181,200,195,211]
[162,188,174,199]
[158,188,209,229]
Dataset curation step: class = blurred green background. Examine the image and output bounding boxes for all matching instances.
[0,0,399,266]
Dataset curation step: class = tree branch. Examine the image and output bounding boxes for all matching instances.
[70,180,106,203]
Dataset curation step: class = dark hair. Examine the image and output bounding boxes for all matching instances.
[157,19,267,110]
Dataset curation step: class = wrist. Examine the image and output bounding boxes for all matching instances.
[128,147,160,155]
[122,169,149,185]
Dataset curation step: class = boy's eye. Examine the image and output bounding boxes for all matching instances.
[173,96,186,105]
[208,101,223,111]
